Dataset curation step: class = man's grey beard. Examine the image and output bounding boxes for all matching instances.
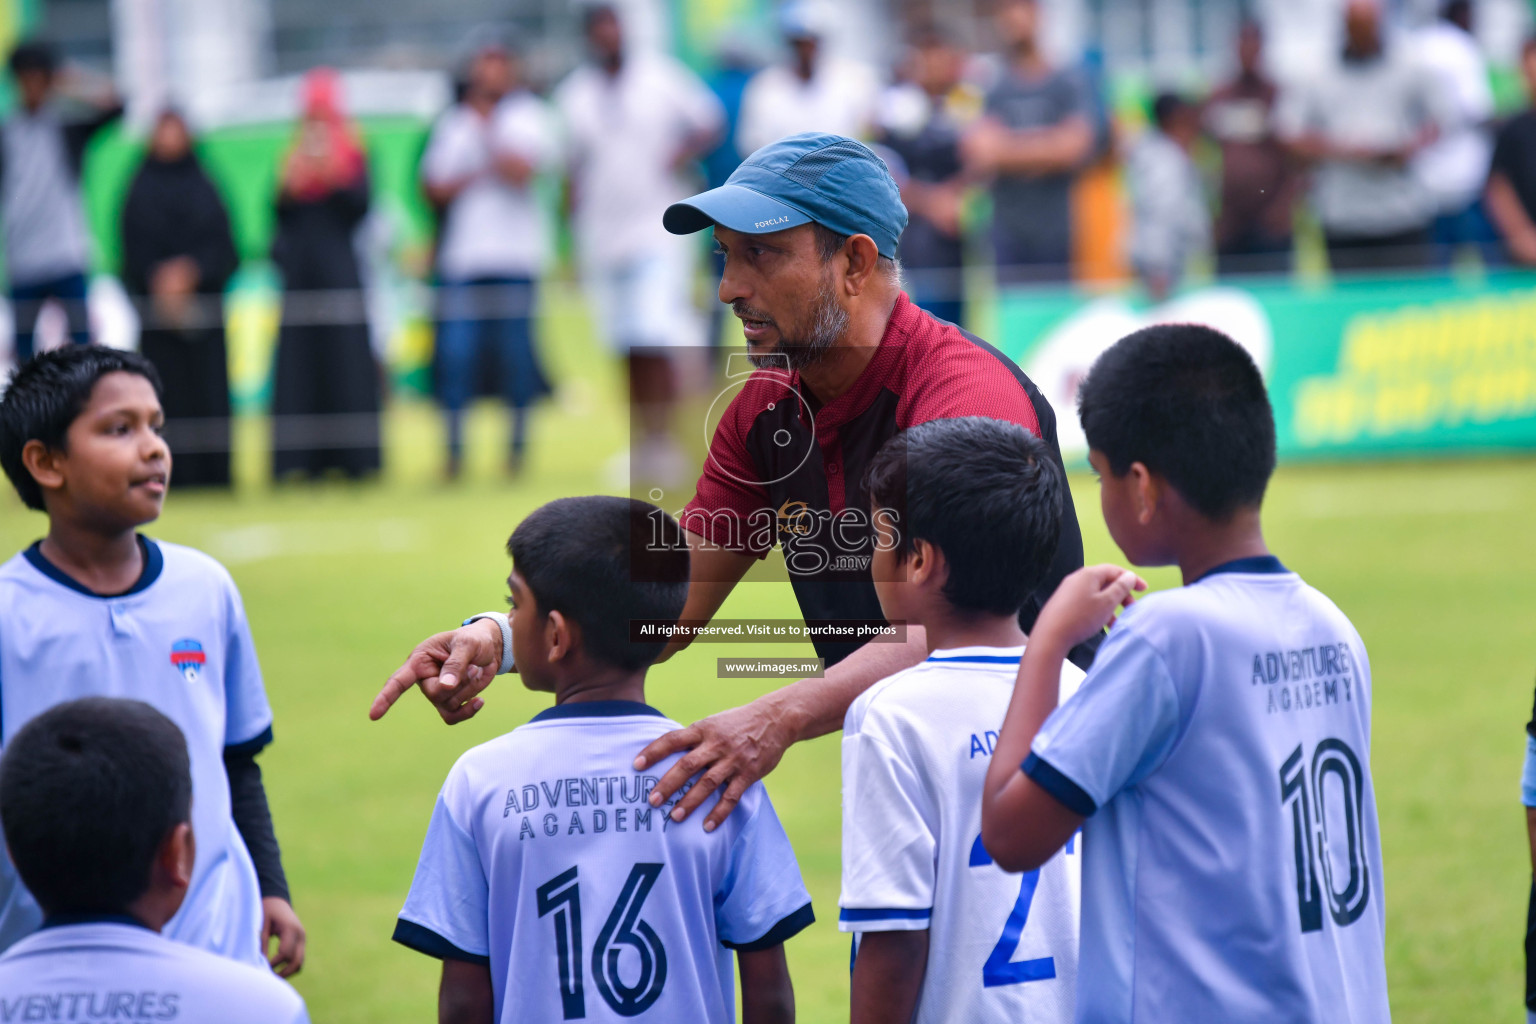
[747,279,848,371]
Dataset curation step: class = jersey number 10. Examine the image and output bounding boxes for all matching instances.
[1278,738,1371,934]
[537,863,669,1019]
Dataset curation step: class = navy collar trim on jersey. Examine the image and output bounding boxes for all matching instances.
[1194,555,1289,583]
[41,912,153,932]
[531,700,666,723]
[23,535,164,599]
[925,654,1023,665]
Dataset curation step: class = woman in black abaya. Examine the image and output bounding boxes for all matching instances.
[121,109,239,487]
[269,69,381,480]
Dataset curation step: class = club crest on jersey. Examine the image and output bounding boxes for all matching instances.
[170,639,206,683]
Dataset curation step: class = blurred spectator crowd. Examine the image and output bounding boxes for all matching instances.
[6,0,1536,483]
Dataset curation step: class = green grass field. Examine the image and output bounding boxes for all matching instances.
[1,295,1533,1022]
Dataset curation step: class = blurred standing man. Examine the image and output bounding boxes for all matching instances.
[422,42,556,478]
[120,109,240,488]
[1413,0,1497,264]
[736,1,878,157]
[962,0,1094,285]
[1203,21,1298,275]
[702,35,762,363]
[1277,0,1443,273]
[1127,94,1208,301]
[2,41,121,361]
[875,27,977,326]
[1486,38,1536,265]
[555,4,723,485]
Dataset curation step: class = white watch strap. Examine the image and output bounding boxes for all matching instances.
[463,612,514,675]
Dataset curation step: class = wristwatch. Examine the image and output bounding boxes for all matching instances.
[462,612,515,675]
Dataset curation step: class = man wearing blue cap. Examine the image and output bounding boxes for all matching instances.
[374,132,1091,831]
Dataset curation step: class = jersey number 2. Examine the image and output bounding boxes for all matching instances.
[536,863,669,1019]
[969,834,1056,987]
[1279,738,1371,933]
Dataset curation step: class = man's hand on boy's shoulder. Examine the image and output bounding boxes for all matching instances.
[1033,564,1148,653]
[370,620,502,725]
[633,696,799,834]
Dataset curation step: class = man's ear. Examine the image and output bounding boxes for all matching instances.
[1128,462,1161,525]
[545,609,577,665]
[841,234,882,295]
[20,439,64,493]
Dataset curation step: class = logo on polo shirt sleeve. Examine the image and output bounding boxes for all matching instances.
[170,639,207,683]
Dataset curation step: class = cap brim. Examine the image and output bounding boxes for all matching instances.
[663,184,814,237]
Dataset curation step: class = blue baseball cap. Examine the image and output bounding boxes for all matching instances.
[663,132,908,259]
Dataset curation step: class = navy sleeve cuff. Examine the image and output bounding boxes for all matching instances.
[1022,752,1098,817]
[224,725,274,759]
[837,906,932,923]
[723,901,815,952]
[392,918,490,966]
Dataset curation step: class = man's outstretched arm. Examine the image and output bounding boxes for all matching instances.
[368,534,755,723]
[634,624,928,833]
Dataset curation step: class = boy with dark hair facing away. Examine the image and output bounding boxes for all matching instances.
[394,496,812,1024]
[0,346,304,973]
[841,417,1081,1024]
[981,325,1390,1023]
[0,697,307,1020]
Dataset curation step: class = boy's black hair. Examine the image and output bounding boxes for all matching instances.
[1078,323,1276,521]
[0,697,192,918]
[507,496,690,671]
[583,3,619,31]
[865,417,1063,617]
[8,41,58,77]
[1151,91,1191,132]
[0,345,163,511]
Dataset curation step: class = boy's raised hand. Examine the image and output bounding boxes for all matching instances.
[1033,564,1147,650]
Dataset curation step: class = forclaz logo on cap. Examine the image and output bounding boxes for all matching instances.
[170,639,207,684]
[754,215,791,230]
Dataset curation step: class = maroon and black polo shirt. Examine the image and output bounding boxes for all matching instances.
[681,293,1087,666]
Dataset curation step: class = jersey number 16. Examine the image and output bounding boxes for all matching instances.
[537,863,669,1019]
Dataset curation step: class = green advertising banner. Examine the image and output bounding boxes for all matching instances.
[996,273,1536,462]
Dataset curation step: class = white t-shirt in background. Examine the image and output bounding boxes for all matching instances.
[422,91,558,280]
[841,645,1083,1024]
[555,55,724,270]
[1411,21,1494,213]
[736,60,879,158]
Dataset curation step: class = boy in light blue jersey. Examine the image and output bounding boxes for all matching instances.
[0,698,306,1022]
[981,325,1390,1023]
[0,346,303,974]
[394,496,812,1023]
[841,418,1082,1024]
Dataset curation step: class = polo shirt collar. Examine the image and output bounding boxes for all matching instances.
[792,292,919,433]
